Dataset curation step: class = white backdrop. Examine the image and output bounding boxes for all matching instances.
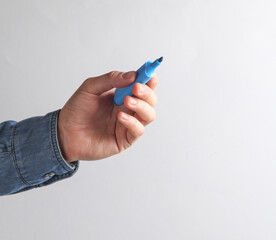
[1,0,276,239]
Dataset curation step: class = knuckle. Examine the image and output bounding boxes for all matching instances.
[107,71,120,79]
[149,110,156,122]
[81,78,93,90]
[153,95,158,106]
[83,78,90,86]
[138,126,145,136]
[153,74,159,83]
[130,119,144,137]
[154,76,159,85]
[107,71,121,87]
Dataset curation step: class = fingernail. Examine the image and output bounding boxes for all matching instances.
[139,84,146,93]
[129,97,137,105]
[121,112,129,120]
[122,71,134,79]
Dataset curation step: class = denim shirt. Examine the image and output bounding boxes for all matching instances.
[0,110,79,196]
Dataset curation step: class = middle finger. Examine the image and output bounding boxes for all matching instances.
[124,95,156,124]
[132,83,158,107]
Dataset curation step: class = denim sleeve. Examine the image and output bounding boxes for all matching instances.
[0,110,79,196]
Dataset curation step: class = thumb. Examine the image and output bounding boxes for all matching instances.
[82,71,136,95]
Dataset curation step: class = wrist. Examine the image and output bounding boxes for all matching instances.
[57,110,76,163]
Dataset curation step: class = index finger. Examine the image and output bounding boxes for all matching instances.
[146,73,159,90]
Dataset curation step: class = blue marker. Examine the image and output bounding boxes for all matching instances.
[114,57,163,105]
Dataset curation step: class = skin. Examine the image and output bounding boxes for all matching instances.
[57,70,158,163]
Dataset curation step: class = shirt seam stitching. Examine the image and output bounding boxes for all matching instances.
[49,110,74,172]
[11,122,31,186]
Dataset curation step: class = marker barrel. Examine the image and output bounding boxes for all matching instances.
[114,57,163,106]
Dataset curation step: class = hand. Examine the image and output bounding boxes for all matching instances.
[57,71,158,162]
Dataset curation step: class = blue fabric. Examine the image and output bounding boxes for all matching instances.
[0,110,79,196]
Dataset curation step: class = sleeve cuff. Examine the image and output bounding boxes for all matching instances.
[13,110,79,190]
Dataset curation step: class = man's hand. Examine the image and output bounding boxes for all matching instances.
[57,71,158,162]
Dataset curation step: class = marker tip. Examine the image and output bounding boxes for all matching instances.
[158,56,163,63]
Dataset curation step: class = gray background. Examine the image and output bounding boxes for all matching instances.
[1,0,276,239]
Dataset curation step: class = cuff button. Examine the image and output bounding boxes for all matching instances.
[44,172,56,178]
